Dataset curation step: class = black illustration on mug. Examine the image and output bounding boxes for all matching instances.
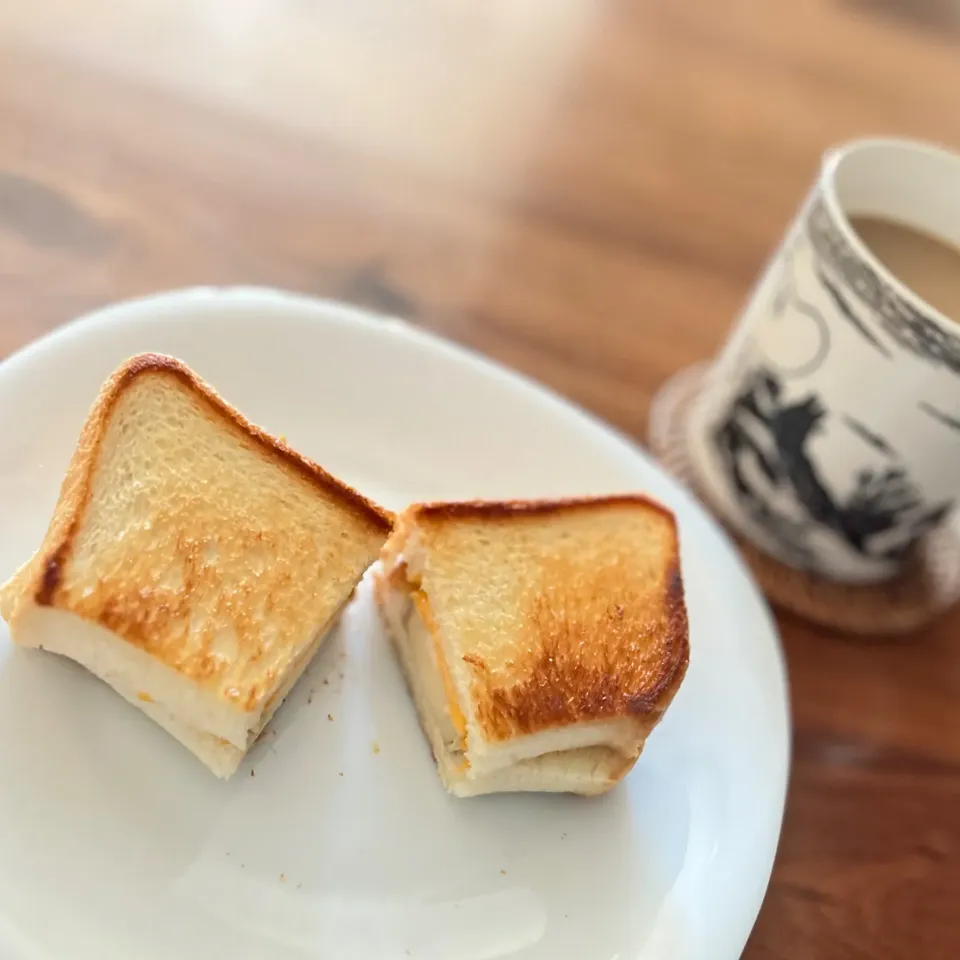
[841,415,900,459]
[712,367,952,566]
[814,265,893,360]
[918,401,960,436]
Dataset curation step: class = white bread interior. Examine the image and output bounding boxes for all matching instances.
[444,747,634,797]
[465,712,640,778]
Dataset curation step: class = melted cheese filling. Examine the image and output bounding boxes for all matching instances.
[411,590,467,742]
[397,584,468,768]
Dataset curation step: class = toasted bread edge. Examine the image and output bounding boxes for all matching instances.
[408,493,677,525]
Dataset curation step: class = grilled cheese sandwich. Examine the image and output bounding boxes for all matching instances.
[0,354,393,778]
[376,496,690,796]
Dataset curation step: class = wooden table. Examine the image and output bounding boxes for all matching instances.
[2,2,958,957]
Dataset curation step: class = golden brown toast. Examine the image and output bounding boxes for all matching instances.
[377,495,690,795]
[0,353,392,776]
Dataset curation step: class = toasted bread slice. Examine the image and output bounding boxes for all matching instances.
[376,496,689,796]
[0,354,392,777]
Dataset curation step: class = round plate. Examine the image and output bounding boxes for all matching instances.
[0,289,789,960]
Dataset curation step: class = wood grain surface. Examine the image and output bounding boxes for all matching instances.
[1,1,959,957]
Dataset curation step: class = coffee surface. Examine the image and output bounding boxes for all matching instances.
[850,214,960,322]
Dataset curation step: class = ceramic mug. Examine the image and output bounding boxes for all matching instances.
[686,138,960,584]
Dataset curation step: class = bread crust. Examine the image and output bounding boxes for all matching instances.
[409,493,676,523]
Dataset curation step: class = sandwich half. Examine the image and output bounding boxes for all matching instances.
[0,353,392,778]
[376,496,689,796]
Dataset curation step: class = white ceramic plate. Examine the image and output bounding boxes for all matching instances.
[0,289,789,960]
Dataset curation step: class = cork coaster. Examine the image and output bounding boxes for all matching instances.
[648,364,960,635]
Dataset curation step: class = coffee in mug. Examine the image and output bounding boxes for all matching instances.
[686,138,960,584]
[848,215,960,323]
